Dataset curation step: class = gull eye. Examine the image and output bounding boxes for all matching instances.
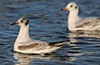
[70,5,73,7]
[75,6,77,9]
[21,20,23,23]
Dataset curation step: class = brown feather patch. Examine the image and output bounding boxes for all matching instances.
[96,18,100,20]
[75,22,91,28]
[18,43,39,50]
[21,17,28,20]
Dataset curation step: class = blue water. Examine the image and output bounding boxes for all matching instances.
[0,0,100,65]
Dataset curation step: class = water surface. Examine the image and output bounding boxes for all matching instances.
[0,0,100,65]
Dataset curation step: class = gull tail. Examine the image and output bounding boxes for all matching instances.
[49,40,71,47]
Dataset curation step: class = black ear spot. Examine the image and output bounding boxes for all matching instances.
[75,6,77,9]
[25,20,29,26]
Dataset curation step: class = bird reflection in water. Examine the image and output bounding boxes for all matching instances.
[68,31,100,43]
[13,52,78,65]
[66,31,100,60]
[13,52,65,65]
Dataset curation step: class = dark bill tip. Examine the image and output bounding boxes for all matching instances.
[61,8,63,11]
[11,22,18,25]
[61,8,68,11]
[11,23,15,25]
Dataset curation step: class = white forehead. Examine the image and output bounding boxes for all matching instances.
[67,2,77,7]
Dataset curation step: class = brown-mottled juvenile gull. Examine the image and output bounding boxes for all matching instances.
[11,17,69,55]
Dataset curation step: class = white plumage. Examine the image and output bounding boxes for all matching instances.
[11,17,68,55]
[61,2,100,31]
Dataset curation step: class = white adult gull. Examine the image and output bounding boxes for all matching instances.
[61,2,100,31]
[11,17,69,55]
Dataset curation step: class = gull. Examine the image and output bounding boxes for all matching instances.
[11,17,69,55]
[61,2,100,32]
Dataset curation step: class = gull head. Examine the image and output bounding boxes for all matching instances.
[61,2,78,12]
[11,17,29,27]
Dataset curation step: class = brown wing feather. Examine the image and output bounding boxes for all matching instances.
[75,22,91,28]
[76,18,100,28]
[18,43,40,50]
[49,40,68,47]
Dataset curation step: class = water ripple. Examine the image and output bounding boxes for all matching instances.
[0,0,100,65]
